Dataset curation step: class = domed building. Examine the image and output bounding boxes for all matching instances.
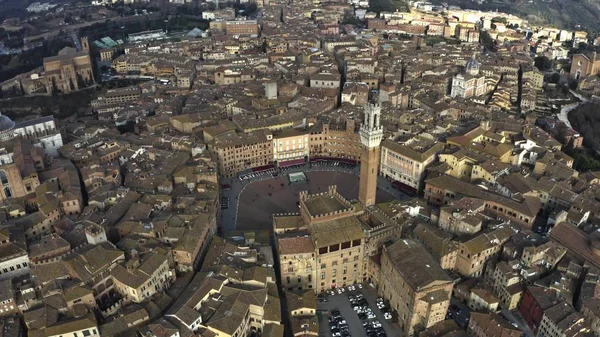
[465,53,481,76]
[0,112,16,142]
[450,54,487,99]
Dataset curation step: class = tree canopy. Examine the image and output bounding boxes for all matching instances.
[534,56,552,71]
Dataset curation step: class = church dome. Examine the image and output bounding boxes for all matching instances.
[465,54,480,76]
[0,112,15,134]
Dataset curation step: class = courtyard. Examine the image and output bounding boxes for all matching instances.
[218,164,408,232]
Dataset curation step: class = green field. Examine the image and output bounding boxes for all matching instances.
[369,0,410,13]
[431,0,600,31]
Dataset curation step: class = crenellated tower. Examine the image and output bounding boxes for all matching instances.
[358,103,383,206]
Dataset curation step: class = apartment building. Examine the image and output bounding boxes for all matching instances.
[468,312,521,337]
[485,261,523,310]
[521,64,544,88]
[537,303,590,337]
[272,129,310,167]
[455,226,514,277]
[0,163,32,202]
[0,231,30,281]
[45,317,100,337]
[521,241,567,270]
[92,87,141,107]
[213,129,274,177]
[277,236,317,291]
[309,120,362,162]
[225,19,259,35]
[111,252,172,303]
[0,279,18,317]
[309,73,341,89]
[413,223,459,271]
[468,288,500,312]
[438,198,487,235]
[286,290,319,337]
[380,136,444,193]
[519,286,562,334]
[379,239,453,337]
[424,175,541,229]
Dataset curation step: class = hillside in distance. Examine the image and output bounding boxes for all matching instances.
[430,0,600,31]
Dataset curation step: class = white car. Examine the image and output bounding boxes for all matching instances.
[367,312,376,319]
[357,284,363,289]
[377,303,385,309]
[376,297,384,303]
[384,312,392,320]
[372,320,382,328]
[348,285,355,291]
[337,288,343,295]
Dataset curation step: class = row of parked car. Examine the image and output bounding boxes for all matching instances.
[311,160,356,169]
[329,309,350,337]
[239,168,277,180]
[280,164,306,171]
[220,197,230,210]
[349,293,388,337]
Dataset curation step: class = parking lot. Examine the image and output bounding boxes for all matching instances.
[318,285,400,337]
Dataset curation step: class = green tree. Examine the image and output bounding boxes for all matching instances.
[534,56,552,71]
[492,17,508,24]
[479,30,495,51]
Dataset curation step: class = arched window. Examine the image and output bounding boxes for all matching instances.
[0,170,8,185]
[4,186,11,198]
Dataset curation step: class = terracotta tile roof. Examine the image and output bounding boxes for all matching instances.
[278,236,315,255]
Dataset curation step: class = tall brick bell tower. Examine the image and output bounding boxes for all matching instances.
[358,103,383,207]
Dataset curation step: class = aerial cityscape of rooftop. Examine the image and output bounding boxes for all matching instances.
[1,0,600,336]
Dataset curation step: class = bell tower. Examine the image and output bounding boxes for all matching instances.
[80,36,90,53]
[359,103,383,207]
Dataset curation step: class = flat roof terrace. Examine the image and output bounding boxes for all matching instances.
[303,194,349,216]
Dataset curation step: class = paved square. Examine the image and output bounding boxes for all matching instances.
[236,171,398,231]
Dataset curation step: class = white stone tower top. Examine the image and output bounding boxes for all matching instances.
[465,53,480,76]
[360,103,383,149]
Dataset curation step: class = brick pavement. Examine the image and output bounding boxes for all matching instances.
[236,171,397,231]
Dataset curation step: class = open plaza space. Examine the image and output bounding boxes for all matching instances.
[226,167,404,231]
